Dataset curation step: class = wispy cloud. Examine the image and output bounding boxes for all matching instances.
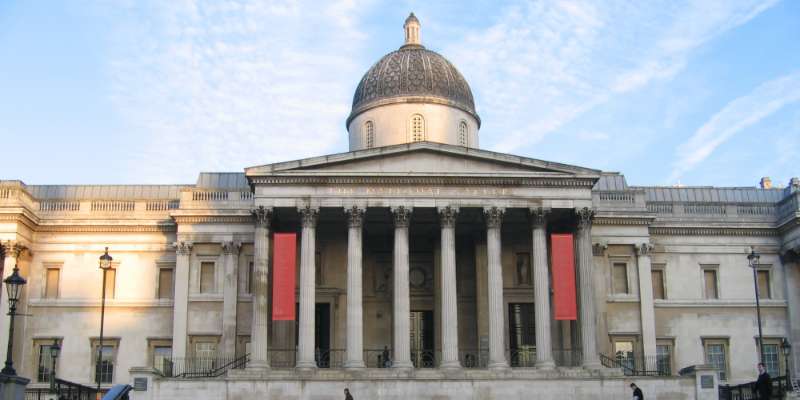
[667,71,800,183]
[105,0,370,182]
[445,1,779,153]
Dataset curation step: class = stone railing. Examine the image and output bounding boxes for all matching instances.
[646,202,779,221]
[593,190,647,210]
[181,189,254,210]
[777,192,800,222]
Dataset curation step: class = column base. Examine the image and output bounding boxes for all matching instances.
[535,359,556,369]
[391,360,414,369]
[439,360,462,369]
[488,361,509,371]
[343,360,366,369]
[247,360,270,371]
[582,360,602,370]
[295,360,318,370]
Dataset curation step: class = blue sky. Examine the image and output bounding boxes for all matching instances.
[1,1,798,187]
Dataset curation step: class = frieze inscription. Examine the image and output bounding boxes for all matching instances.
[326,186,509,197]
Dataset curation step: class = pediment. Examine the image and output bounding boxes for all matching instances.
[246,142,600,178]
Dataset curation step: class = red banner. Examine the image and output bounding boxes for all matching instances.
[272,233,297,321]
[551,233,577,320]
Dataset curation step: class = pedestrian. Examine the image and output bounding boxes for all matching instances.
[754,363,772,399]
[382,345,391,368]
[630,383,644,400]
[344,388,354,400]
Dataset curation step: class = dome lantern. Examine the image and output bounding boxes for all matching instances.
[403,12,422,48]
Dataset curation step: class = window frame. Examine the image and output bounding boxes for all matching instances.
[363,120,375,148]
[33,338,62,383]
[195,257,218,295]
[458,120,468,146]
[655,338,674,376]
[156,262,175,300]
[651,264,666,300]
[755,265,772,300]
[409,114,425,142]
[702,337,729,382]
[147,338,173,371]
[90,338,120,384]
[610,260,631,295]
[104,265,118,299]
[758,337,783,378]
[700,265,719,300]
[42,263,62,299]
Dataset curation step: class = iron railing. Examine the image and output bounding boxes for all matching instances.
[460,348,489,368]
[718,375,792,400]
[154,354,248,378]
[25,378,101,400]
[600,353,671,376]
[553,349,583,367]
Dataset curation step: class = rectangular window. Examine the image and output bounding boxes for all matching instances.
[158,268,174,299]
[762,342,780,377]
[651,269,665,300]
[656,341,673,375]
[757,270,771,299]
[190,336,219,371]
[91,339,118,384]
[35,340,60,383]
[612,263,629,294]
[104,269,116,299]
[147,339,172,376]
[703,269,718,299]
[45,268,60,299]
[200,262,215,294]
[703,339,728,381]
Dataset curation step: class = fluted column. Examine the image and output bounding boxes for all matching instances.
[0,242,24,363]
[531,208,554,368]
[484,207,508,369]
[391,206,413,369]
[439,206,460,369]
[249,206,271,370]
[221,241,241,357]
[576,207,600,368]
[172,241,192,360]
[296,206,319,369]
[636,243,657,361]
[344,206,366,369]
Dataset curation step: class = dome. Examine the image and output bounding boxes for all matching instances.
[347,16,479,127]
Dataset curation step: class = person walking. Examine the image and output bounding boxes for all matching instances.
[754,363,772,399]
[630,383,644,400]
[382,345,391,368]
[344,388,354,400]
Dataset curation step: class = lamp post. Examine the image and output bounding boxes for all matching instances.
[748,249,765,365]
[49,339,61,393]
[1,265,26,376]
[96,247,113,394]
[782,338,791,382]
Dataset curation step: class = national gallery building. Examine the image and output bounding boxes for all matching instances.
[1,14,799,400]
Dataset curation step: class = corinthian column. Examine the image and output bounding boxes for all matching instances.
[172,241,192,360]
[249,206,271,370]
[439,206,460,369]
[0,242,24,363]
[296,206,319,369]
[391,206,413,369]
[344,206,366,369]
[531,208,554,368]
[636,243,657,363]
[221,241,241,357]
[576,207,600,368]
[484,207,508,370]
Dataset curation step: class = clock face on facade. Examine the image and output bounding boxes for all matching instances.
[409,267,427,289]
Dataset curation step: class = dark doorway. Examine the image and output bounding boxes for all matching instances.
[315,303,331,367]
[410,310,434,368]
[508,303,536,367]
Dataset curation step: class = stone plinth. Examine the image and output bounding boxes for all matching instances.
[0,374,30,400]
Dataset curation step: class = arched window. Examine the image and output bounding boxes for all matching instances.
[410,114,425,142]
[458,121,468,146]
[364,121,375,148]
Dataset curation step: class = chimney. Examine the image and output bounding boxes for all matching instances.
[760,177,772,189]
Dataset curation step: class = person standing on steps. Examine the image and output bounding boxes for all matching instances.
[630,383,644,400]
[344,388,354,400]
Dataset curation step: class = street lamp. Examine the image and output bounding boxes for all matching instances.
[49,340,61,393]
[96,248,113,393]
[781,338,791,381]
[748,248,765,365]
[1,265,27,376]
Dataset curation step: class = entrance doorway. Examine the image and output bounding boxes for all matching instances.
[508,303,535,367]
[292,303,331,367]
[410,310,434,368]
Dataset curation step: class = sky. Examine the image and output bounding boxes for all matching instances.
[1,0,798,187]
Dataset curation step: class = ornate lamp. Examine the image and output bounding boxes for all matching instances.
[49,340,61,393]
[1,266,27,375]
[96,247,113,392]
[782,338,792,381]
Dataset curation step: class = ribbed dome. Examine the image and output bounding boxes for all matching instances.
[347,46,479,125]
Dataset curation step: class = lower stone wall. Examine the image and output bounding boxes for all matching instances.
[131,372,698,400]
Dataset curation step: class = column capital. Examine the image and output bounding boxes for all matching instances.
[251,206,273,228]
[298,206,319,228]
[575,207,595,231]
[635,243,654,257]
[438,206,459,228]
[1,241,25,258]
[391,206,412,228]
[222,241,241,255]
[530,207,550,228]
[483,206,504,229]
[173,241,193,256]
[345,206,365,228]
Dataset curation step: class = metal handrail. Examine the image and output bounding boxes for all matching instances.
[154,353,249,378]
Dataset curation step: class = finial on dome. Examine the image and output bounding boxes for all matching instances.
[403,12,422,48]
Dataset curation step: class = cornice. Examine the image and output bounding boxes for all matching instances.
[0,212,38,230]
[173,215,254,225]
[649,226,777,237]
[36,224,177,233]
[249,175,596,188]
[777,217,800,234]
